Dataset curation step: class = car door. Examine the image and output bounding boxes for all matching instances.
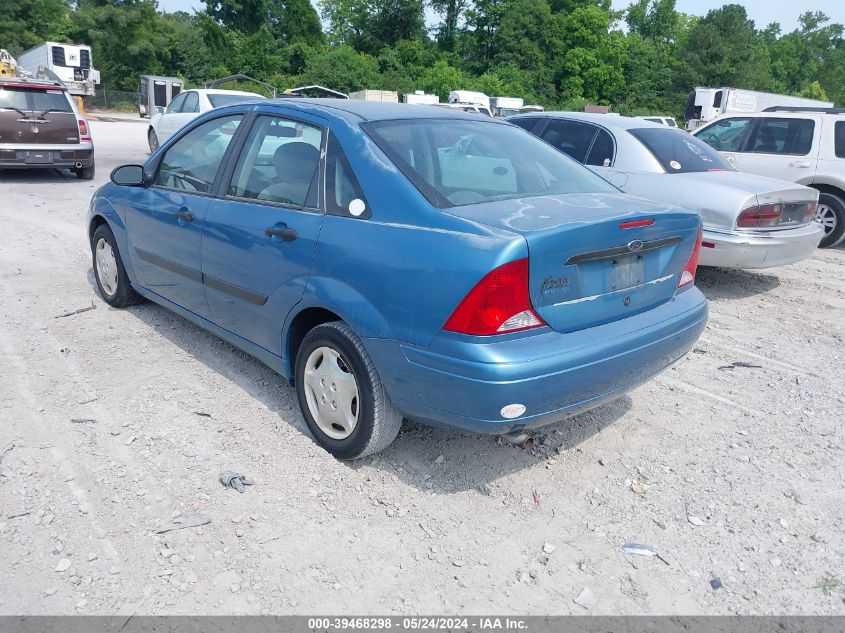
[155,91,186,142]
[124,113,244,315]
[738,116,820,183]
[201,113,326,354]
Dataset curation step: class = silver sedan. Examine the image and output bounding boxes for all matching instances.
[510,113,823,269]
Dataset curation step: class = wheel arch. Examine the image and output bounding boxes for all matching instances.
[809,182,845,201]
[285,306,345,379]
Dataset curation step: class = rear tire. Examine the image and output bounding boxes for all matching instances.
[148,128,159,152]
[91,223,144,308]
[295,322,402,459]
[816,193,845,248]
[75,163,95,180]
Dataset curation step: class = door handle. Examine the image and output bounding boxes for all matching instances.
[265,225,298,242]
[174,208,194,222]
[789,161,811,168]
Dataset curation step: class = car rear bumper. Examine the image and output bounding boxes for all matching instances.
[0,147,94,169]
[698,223,823,269]
[365,287,708,434]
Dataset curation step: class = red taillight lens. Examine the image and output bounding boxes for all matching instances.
[803,201,817,223]
[444,258,545,335]
[78,119,91,141]
[736,203,781,228]
[678,228,703,288]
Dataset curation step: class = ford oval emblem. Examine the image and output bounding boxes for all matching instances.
[627,239,644,253]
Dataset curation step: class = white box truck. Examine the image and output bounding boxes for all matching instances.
[404,90,439,105]
[348,89,398,102]
[684,87,833,130]
[490,96,524,117]
[17,42,100,96]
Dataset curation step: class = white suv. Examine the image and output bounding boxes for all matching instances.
[693,108,845,248]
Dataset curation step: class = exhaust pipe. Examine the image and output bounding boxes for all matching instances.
[499,431,534,450]
[74,162,83,169]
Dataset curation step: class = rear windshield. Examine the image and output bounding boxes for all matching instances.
[629,127,734,173]
[363,119,617,208]
[0,86,72,113]
[207,93,265,108]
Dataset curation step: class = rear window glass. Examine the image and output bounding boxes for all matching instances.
[629,127,734,173]
[207,93,265,108]
[836,121,845,159]
[0,86,72,113]
[364,119,616,208]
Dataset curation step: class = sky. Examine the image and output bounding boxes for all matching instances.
[157,0,845,34]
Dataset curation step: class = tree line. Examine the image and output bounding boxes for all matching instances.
[4,0,844,117]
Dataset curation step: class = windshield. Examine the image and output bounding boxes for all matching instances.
[0,86,72,113]
[207,93,265,108]
[629,127,734,173]
[364,119,617,208]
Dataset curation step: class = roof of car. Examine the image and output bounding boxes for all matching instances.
[510,111,667,131]
[264,98,499,122]
[188,88,265,97]
[0,77,66,90]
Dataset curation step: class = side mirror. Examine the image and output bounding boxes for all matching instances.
[110,164,146,187]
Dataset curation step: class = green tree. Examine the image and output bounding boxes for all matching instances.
[680,4,772,91]
[300,45,381,93]
[268,0,323,47]
[0,0,72,56]
[71,0,166,91]
[205,0,269,34]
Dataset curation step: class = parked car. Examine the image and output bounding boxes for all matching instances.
[635,115,678,128]
[511,112,823,269]
[0,76,94,178]
[692,108,845,248]
[147,88,265,151]
[89,100,707,458]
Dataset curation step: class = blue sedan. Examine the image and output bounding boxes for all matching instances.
[87,99,707,458]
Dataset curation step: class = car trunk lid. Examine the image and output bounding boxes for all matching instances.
[444,192,700,333]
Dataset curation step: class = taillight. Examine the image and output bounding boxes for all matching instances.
[678,228,703,288]
[803,201,817,223]
[78,119,91,141]
[736,203,781,228]
[444,258,545,336]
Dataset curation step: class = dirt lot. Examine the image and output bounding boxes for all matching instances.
[0,119,843,616]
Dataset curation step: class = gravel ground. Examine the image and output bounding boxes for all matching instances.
[0,120,843,616]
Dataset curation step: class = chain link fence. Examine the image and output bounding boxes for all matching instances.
[87,87,139,113]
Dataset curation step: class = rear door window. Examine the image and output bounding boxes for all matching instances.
[227,115,322,208]
[182,91,199,114]
[695,117,753,152]
[326,133,369,218]
[748,118,814,155]
[154,115,243,193]
[539,119,597,163]
[585,128,615,166]
[835,121,845,159]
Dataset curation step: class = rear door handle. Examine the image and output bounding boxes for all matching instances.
[265,225,298,242]
[174,208,195,222]
[789,161,811,168]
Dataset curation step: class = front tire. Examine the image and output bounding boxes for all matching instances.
[148,128,159,153]
[295,322,402,459]
[816,193,845,248]
[91,223,144,308]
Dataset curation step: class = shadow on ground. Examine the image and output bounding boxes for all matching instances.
[85,268,632,493]
[695,265,780,300]
[0,168,78,183]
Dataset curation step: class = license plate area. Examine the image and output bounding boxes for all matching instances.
[23,151,54,164]
[608,253,645,291]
